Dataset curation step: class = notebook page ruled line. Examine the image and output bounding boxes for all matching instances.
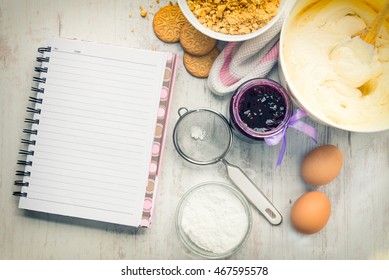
[37,115,149,149]
[30,149,140,180]
[31,170,136,188]
[36,127,147,151]
[34,149,135,166]
[19,37,168,226]
[47,59,154,77]
[43,91,153,110]
[48,67,153,85]
[34,142,142,162]
[47,52,158,90]
[45,84,154,100]
[41,87,153,113]
[51,49,157,69]
[40,103,150,122]
[32,162,138,182]
[48,65,153,81]
[24,193,136,215]
[44,88,151,105]
[30,176,139,195]
[38,124,147,141]
[33,155,136,174]
[29,185,136,207]
[43,96,152,115]
[47,64,154,84]
[42,109,147,127]
[36,136,145,156]
[32,151,141,174]
[39,115,147,132]
[37,132,145,151]
[48,63,154,80]
[26,189,137,215]
[49,76,153,91]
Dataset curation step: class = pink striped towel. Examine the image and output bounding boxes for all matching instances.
[208,12,286,96]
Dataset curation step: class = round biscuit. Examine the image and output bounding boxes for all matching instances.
[183,47,220,78]
[153,5,187,43]
[180,22,217,56]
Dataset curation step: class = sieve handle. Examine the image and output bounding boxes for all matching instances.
[177,107,188,117]
[223,160,283,225]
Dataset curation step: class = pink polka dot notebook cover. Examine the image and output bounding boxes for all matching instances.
[140,53,178,228]
[14,37,179,228]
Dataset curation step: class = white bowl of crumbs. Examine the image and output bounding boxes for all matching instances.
[177,0,285,42]
[176,182,252,259]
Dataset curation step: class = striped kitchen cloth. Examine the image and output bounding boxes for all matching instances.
[208,12,286,96]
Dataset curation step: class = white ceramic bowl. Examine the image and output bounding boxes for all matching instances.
[177,0,286,42]
[279,0,389,132]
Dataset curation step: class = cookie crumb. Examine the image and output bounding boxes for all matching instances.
[187,0,280,35]
[140,6,148,17]
[128,13,132,18]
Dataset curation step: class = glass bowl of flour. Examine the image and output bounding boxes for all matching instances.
[176,182,252,259]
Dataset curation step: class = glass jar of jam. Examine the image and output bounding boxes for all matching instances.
[229,78,292,142]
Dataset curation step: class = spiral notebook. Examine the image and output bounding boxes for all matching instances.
[13,37,178,227]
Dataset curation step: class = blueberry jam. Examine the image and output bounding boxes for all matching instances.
[229,78,291,142]
[238,85,286,133]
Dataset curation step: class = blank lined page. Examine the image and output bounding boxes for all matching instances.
[19,37,168,226]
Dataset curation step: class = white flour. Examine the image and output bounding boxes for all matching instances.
[181,184,249,254]
[190,126,206,140]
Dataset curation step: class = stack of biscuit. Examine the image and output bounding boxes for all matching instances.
[152,4,219,78]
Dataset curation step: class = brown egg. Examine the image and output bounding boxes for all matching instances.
[291,191,331,234]
[301,145,343,186]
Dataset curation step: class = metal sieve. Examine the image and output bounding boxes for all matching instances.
[173,107,283,225]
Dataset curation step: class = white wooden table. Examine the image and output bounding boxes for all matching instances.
[1,0,388,260]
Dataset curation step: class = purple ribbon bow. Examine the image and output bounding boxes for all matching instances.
[264,109,317,167]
